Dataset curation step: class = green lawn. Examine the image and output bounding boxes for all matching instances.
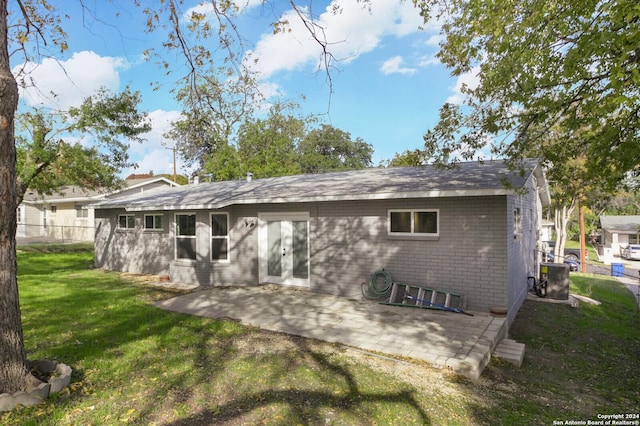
[2,246,639,425]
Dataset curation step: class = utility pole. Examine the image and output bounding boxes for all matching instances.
[166,146,177,183]
[579,204,587,273]
[172,146,177,183]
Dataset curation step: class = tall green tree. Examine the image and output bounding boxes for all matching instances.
[416,0,640,257]
[201,142,244,182]
[298,124,373,174]
[234,106,306,179]
[165,72,259,170]
[418,0,640,188]
[16,87,151,203]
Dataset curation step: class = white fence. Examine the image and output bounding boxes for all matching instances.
[17,224,94,243]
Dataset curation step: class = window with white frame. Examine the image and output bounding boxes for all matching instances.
[388,209,439,236]
[514,208,522,234]
[50,205,57,214]
[144,214,164,230]
[118,214,136,229]
[175,213,196,260]
[16,207,22,224]
[76,205,89,218]
[210,213,229,261]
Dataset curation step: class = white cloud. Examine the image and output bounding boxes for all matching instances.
[446,66,481,105]
[184,0,262,19]
[244,0,424,80]
[380,56,416,75]
[418,54,440,67]
[124,109,185,176]
[13,51,128,110]
[425,34,444,46]
[184,2,215,17]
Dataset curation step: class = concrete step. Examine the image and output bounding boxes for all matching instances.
[493,338,525,367]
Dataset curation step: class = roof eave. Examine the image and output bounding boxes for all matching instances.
[533,164,552,207]
[107,188,515,212]
[28,195,104,204]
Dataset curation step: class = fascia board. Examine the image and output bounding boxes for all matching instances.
[125,177,180,191]
[30,195,101,204]
[116,188,514,212]
[533,165,552,206]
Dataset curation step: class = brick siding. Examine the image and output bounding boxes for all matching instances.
[95,182,540,321]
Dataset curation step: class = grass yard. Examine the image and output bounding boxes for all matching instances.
[2,245,639,425]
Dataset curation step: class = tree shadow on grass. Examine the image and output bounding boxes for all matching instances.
[166,388,427,425]
[121,316,431,425]
[161,336,430,425]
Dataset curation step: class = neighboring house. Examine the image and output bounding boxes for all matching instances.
[540,219,554,242]
[599,215,640,256]
[93,160,550,324]
[18,176,180,242]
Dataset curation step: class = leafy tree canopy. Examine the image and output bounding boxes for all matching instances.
[416,0,640,192]
[298,124,373,174]
[165,72,259,170]
[235,107,306,179]
[384,149,427,167]
[15,87,151,203]
[200,114,374,181]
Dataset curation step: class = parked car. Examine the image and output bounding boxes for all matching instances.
[544,241,588,262]
[546,253,579,271]
[621,244,640,261]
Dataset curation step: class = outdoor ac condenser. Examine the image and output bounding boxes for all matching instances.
[540,262,570,300]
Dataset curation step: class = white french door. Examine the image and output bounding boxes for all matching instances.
[259,213,310,287]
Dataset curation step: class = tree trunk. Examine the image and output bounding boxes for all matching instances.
[0,0,28,394]
[554,206,569,259]
[579,204,587,272]
[553,198,577,262]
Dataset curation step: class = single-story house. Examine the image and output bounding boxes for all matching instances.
[599,215,640,256]
[93,160,550,324]
[18,176,180,242]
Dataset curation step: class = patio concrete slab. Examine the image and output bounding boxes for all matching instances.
[153,284,507,379]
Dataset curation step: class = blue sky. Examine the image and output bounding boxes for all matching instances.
[11,0,478,177]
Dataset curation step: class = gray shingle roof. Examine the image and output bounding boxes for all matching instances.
[21,177,179,204]
[600,216,640,233]
[93,160,548,211]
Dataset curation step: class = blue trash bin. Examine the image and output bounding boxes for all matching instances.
[611,263,624,277]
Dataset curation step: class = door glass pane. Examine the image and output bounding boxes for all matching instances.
[267,221,282,276]
[292,221,309,279]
